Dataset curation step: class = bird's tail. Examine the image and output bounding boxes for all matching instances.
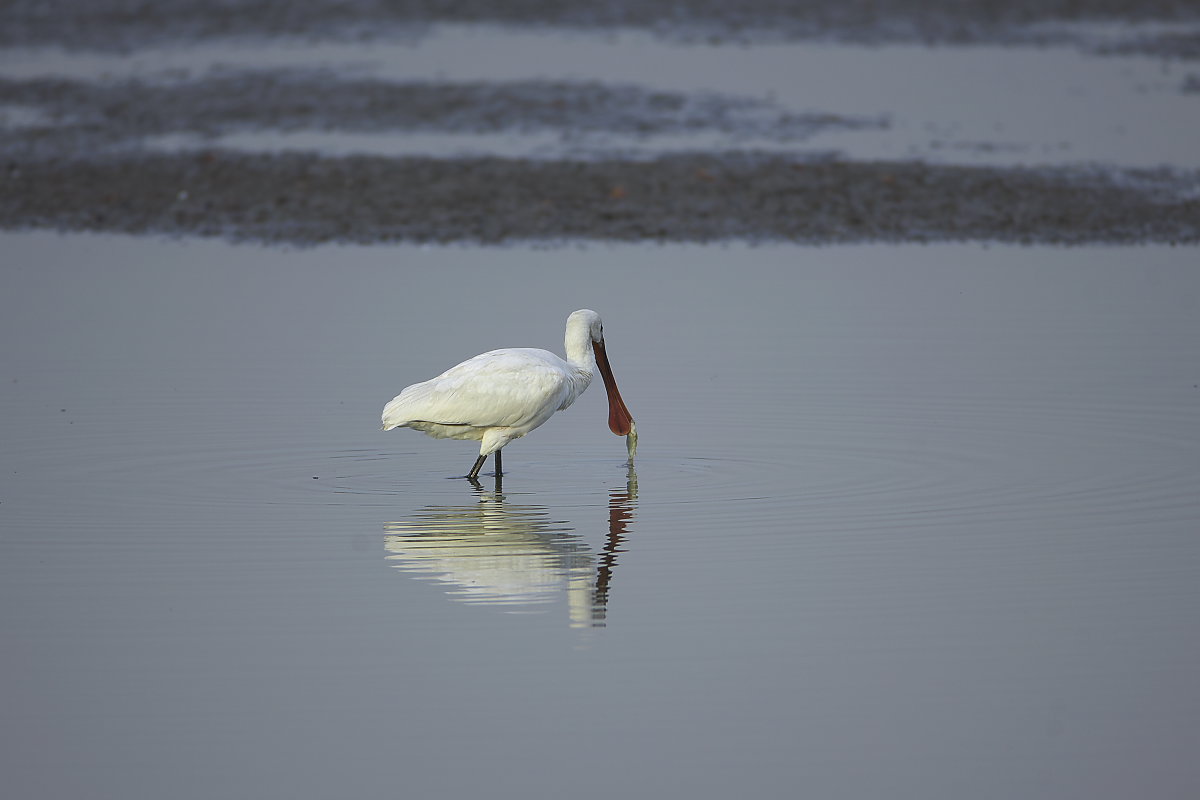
[381,395,408,431]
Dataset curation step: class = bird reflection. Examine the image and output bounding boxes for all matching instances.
[384,465,637,628]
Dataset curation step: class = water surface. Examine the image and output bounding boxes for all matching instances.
[2,232,1198,798]
[5,25,1199,167]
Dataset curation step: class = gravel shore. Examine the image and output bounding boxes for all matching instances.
[3,1,1198,245]
[5,1,1200,51]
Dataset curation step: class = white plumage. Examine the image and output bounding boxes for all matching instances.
[382,309,633,478]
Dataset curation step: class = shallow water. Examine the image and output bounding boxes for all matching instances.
[5,24,1199,167]
[2,232,1198,798]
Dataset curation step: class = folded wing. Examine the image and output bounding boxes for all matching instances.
[382,348,573,432]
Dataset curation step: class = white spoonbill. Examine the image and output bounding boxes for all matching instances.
[382,309,634,479]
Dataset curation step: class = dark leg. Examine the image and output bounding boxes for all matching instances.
[467,454,487,480]
[494,449,503,477]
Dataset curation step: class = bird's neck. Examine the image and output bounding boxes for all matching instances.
[564,328,596,374]
[560,332,597,410]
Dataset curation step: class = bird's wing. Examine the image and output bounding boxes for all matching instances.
[384,349,572,430]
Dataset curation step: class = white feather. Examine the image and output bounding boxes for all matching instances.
[382,310,609,458]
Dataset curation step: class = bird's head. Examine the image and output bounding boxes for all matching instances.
[569,309,633,437]
[568,308,605,344]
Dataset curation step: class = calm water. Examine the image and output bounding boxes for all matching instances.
[6,24,1200,167]
[2,232,1198,798]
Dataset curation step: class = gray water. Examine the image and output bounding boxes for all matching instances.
[3,232,1198,798]
[7,24,1200,167]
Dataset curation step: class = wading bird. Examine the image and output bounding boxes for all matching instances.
[382,309,634,479]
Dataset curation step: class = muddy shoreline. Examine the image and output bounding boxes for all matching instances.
[6,1,1200,52]
[3,1,1199,245]
[7,152,1196,245]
